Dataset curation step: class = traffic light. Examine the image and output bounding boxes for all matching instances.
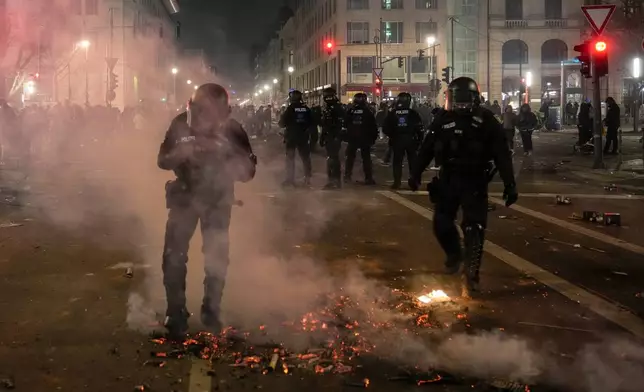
[397,57,404,68]
[109,72,118,91]
[325,40,334,55]
[374,77,382,95]
[441,67,450,84]
[574,40,591,78]
[418,49,425,61]
[593,39,608,77]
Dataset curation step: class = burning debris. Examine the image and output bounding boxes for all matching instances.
[138,290,534,390]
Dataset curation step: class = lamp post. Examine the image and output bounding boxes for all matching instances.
[171,67,178,104]
[287,66,294,90]
[426,35,436,81]
[78,40,90,105]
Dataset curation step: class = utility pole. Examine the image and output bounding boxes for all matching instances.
[449,17,454,80]
[591,52,605,169]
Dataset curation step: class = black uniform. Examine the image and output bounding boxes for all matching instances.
[383,93,423,189]
[410,77,517,297]
[344,96,378,183]
[310,105,322,152]
[278,95,313,186]
[319,89,345,188]
[158,110,256,337]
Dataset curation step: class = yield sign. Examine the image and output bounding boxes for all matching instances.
[581,4,616,36]
[372,67,383,79]
[105,57,118,70]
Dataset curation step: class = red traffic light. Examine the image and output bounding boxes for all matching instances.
[375,88,380,94]
[594,41,607,52]
[375,78,381,84]
[326,41,333,49]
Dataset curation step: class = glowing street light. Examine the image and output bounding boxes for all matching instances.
[287,66,294,73]
[77,40,90,49]
[171,67,178,75]
[263,84,269,90]
[258,89,263,93]
[426,35,436,46]
[187,80,192,85]
[254,92,258,96]
[525,71,533,87]
[273,78,278,84]
[634,58,641,79]
[194,85,198,90]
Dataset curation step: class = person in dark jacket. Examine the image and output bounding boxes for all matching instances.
[603,97,620,154]
[158,84,257,339]
[517,103,538,156]
[577,100,592,146]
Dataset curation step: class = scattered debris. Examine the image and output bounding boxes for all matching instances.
[612,271,628,276]
[133,384,150,391]
[0,222,22,229]
[555,195,572,205]
[125,267,134,278]
[604,184,618,192]
[0,376,15,389]
[581,211,621,226]
[498,215,517,220]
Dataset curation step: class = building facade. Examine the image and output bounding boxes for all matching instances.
[0,0,179,108]
[259,0,640,107]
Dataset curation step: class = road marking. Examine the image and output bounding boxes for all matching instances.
[378,190,644,339]
[395,190,644,200]
[188,359,212,392]
[485,196,644,256]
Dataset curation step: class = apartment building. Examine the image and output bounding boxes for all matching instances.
[42,0,179,109]
[285,0,446,103]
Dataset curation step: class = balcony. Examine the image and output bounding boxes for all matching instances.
[489,17,581,29]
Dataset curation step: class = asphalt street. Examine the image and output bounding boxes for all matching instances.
[1,130,644,391]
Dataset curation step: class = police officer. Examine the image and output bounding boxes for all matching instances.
[344,93,377,184]
[408,77,518,298]
[278,90,313,187]
[319,87,345,189]
[158,83,257,338]
[310,104,322,152]
[383,92,423,189]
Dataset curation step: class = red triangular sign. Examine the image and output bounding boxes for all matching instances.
[581,4,616,36]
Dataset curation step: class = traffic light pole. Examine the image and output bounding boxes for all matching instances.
[591,56,604,169]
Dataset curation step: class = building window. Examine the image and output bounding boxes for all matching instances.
[348,56,373,74]
[347,22,369,44]
[347,0,368,10]
[505,0,523,19]
[461,0,477,16]
[415,0,437,8]
[85,0,98,15]
[545,0,562,19]
[382,0,403,10]
[380,21,403,43]
[415,21,437,43]
[70,0,81,14]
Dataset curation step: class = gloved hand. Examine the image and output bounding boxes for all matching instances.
[408,177,420,192]
[503,183,518,207]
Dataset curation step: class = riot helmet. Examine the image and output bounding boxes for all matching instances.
[353,92,367,106]
[445,77,481,113]
[289,90,303,104]
[395,92,412,109]
[187,83,230,131]
[322,87,338,105]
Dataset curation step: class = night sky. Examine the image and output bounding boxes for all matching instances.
[179,0,280,86]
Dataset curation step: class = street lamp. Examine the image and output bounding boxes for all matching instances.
[77,40,91,104]
[171,67,178,104]
[287,66,294,89]
[634,58,641,79]
[258,89,263,93]
[425,36,437,80]
[187,79,192,85]
[263,84,269,90]
[273,78,278,84]
[426,35,436,46]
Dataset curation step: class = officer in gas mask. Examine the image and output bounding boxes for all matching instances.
[278,90,313,187]
[408,77,517,298]
[157,83,257,339]
[344,92,377,184]
[319,87,345,189]
[382,92,423,189]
